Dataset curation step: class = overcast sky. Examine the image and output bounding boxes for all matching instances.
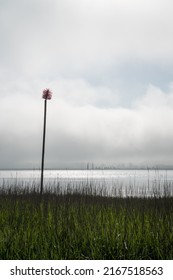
[1,0,173,169]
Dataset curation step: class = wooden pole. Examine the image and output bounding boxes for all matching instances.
[40,99,47,194]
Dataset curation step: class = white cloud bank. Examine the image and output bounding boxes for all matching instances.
[1,79,173,168]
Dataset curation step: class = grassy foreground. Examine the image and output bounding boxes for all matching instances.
[0,185,173,260]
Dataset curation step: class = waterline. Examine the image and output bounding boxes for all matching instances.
[0,169,173,197]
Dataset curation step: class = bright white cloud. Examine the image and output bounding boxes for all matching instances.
[1,79,173,168]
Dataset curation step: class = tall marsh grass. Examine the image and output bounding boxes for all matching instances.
[0,181,173,259]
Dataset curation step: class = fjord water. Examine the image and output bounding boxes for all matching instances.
[0,169,173,196]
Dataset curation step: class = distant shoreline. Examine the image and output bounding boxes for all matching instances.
[1,167,173,171]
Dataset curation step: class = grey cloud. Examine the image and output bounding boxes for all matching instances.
[1,0,173,79]
[1,0,173,168]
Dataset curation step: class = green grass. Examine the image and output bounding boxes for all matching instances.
[0,184,173,259]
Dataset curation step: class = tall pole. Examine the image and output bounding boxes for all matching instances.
[40,99,47,195]
[40,88,52,195]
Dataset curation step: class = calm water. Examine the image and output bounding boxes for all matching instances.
[0,169,173,196]
[0,169,172,183]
